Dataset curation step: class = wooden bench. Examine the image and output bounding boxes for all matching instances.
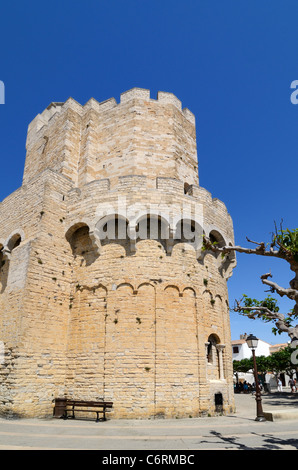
[53,398,113,422]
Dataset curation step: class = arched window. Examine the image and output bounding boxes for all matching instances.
[208,230,236,278]
[97,215,129,241]
[184,182,191,195]
[207,334,220,364]
[174,218,203,251]
[7,234,21,251]
[136,215,169,240]
[95,214,130,255]
[0,243,9,293]
[175,219,196,243]
[0,244,4,268]
[209,230,225,249]
[206,334,225,380]
[66,223,97,265]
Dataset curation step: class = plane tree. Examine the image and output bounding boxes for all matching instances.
[203,224,298,341]
[268,346,297,381]
[233,356,270,389]
[233,348,297,389]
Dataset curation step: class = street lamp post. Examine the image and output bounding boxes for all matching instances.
[246,334,266,422]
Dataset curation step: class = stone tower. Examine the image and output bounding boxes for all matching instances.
[0,88,236,419]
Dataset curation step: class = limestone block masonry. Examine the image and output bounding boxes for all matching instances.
[0,88,237,419]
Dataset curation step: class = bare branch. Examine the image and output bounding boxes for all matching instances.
[260,272,272,279]
[260,275,298,302]
[234,302,274,318]
[203,229,298,341]
[204,234,296,265]
[233,301,298,340]
[246,237,263,246]
[203,234,298,292]
[203,236,280,258]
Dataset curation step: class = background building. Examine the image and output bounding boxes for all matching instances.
[232,333,272,361]
[232,333,290,389]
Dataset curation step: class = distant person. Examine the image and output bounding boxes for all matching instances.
[277,378,283,392]
[289,378,296,393]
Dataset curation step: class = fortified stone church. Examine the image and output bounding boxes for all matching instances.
[0,88,236,418]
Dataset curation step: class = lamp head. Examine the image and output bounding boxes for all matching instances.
[246,334,259,350]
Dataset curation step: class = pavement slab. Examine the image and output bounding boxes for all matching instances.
[1,392,298,452]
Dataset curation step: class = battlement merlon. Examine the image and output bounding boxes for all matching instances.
[25,89,196,153]
[26,102,64,145]
[26,89,195,139]
[23,88,198,188]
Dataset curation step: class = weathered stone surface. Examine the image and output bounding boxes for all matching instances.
[0,88,236,419]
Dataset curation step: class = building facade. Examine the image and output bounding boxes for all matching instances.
[0,88,237,418]
[232,334,291,389]
[232,334,272,361]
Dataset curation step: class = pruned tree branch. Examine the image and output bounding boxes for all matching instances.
[234,299,298,340]
[204,236,291,261]
[203,225,298,340]
[260,272,298,303]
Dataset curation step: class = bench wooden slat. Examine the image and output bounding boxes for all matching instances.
[53,398,113,422]
[65,402,113,406]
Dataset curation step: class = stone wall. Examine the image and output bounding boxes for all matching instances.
[23,88,198,189]
[0,89,236,419]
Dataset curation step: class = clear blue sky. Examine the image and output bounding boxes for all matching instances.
[0,0,297,344]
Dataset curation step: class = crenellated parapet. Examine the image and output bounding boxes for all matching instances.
[26,88,195,142]
[63,173,235,278]
[1,166,235,280]
[24,88,198,188]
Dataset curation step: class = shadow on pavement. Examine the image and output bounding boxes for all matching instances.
[261,392,298,408]
[200,429,298,450]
